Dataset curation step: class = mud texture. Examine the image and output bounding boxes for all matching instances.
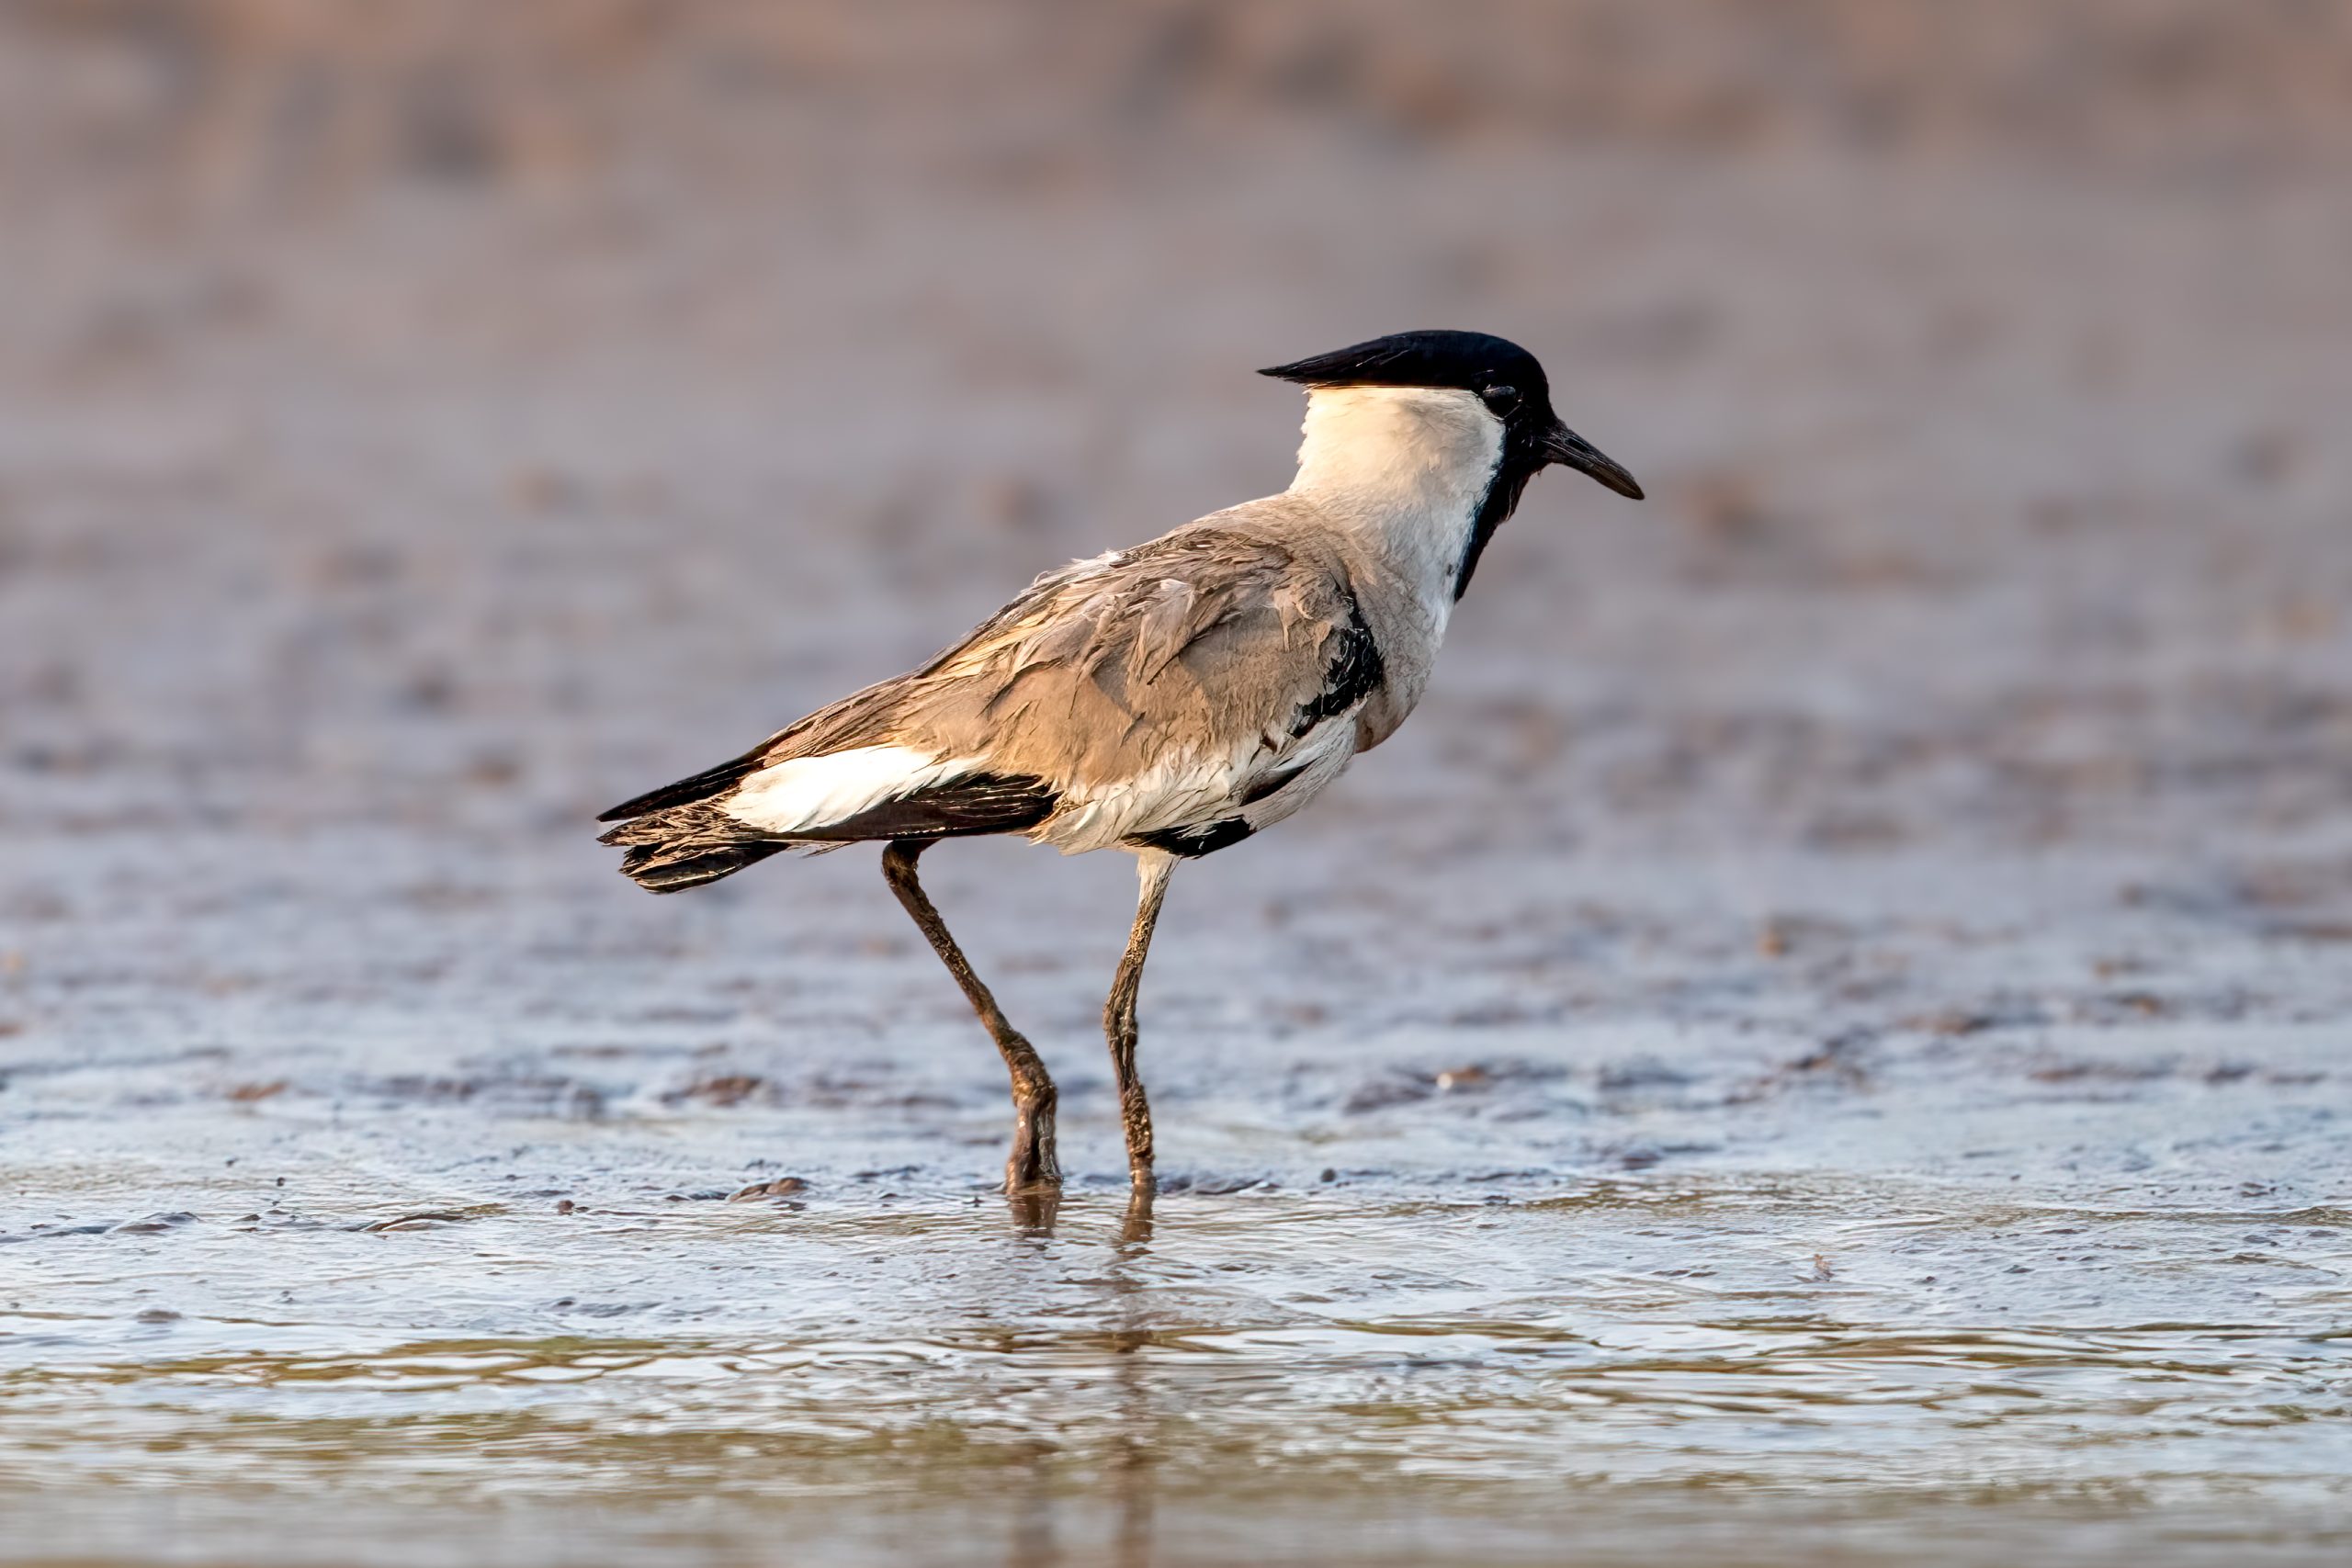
[3,6,2351,1565]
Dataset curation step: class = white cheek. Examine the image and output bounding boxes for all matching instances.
[1397,391,1505,477]
[1293,389,1505,568]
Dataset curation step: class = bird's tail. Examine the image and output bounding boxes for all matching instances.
[598,802,797,893]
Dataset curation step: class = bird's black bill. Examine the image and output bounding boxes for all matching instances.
[1544,423,1644,500]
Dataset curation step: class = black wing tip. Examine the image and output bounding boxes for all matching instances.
[596,750,771,824]
[597,789,688,823]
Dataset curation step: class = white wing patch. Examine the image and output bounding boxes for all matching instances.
[722,745,973,836]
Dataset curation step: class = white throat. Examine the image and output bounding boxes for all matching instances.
[1286,385,1503,636]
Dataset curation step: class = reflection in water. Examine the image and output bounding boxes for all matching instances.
[1106,1190,1158,1568]
[992,1184,1161,1568]
[1007,1188,1063,1237]
[1118,1188,1157,1252]
[4,1175,2351,1564]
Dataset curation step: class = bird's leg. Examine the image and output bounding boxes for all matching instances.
[880,840,1060,1193]
[1103,851,1176,1194]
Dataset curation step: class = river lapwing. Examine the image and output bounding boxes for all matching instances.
[600,331,1643,1196]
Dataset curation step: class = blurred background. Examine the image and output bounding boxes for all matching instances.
[4,5,2351,1566]
[4,0,2348,880]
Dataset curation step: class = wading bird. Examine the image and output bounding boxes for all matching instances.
[599,331,1642,1197]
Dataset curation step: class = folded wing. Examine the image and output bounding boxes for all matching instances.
[598,510,1387,886]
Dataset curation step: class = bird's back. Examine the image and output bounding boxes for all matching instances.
[599,494,1404,880]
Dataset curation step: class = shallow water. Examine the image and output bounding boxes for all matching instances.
[7,902,2351,1564]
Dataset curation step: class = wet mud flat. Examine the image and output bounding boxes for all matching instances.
[7,6,2352,1562]
[7,828,2352,1566]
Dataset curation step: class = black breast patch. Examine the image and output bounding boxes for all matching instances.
[1130,817,1257,858]
[1453,439,1544,599]
[1291,593,1385,738]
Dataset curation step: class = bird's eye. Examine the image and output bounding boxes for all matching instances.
[1480,384,1520,413]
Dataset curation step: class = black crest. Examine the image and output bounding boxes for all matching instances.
[1261,330,1567,600]
[1259,330,1550,403]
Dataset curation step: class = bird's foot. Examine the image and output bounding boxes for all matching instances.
[1002,1094,1061,1195]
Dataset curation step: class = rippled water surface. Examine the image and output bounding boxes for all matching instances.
[8,979,2351,1564]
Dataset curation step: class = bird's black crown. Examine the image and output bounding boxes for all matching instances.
[1259,330,1549,403]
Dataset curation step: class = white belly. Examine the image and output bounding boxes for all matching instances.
[1029,710,1361,856]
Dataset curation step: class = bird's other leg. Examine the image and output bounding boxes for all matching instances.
[1103,850,1175,1194]
[880,840,1059,1193]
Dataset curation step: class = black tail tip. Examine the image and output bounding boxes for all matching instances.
[617,840,786,894]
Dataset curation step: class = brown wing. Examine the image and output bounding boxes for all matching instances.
[825,522,1378,797]
[600,511,1385,882]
